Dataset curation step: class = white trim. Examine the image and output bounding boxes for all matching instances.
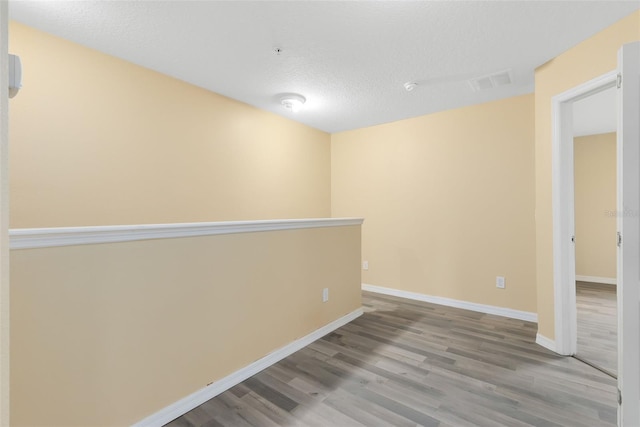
[0,2,9,424]
[535,333,557,353]
[551,70,617,356]
[132,308,363,427]
[362,284,537,323]
[9,217,364,250]
[575,275,617,285]
[553,70,619,104]
[617,42,640,427]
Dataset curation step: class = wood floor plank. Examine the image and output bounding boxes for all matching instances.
[576,281,617,376]
[253,371,320,407]
[289,403,360,427]
[166,291,617,426]
[215,392,283,427]
[199,397,254,427]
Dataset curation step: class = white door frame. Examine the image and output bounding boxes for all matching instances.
[551,70,617,356]
[0,1,9,424]
[616,41,640,427]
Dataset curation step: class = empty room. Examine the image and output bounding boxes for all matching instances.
[0,1,639,426]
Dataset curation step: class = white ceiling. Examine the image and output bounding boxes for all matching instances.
[9,1,640,133]
[573,86,617,137]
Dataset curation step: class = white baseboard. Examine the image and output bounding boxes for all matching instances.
[132,308,363,427]
[535,333,557,353]
[362,283,537,323]
[575,275,616,285]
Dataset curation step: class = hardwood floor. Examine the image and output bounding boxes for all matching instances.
[166,291,617,427]
[576,281,617,377]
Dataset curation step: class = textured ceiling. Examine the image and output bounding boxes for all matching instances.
[9,1,640,133]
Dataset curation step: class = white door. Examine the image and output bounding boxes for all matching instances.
[617,41,640,427]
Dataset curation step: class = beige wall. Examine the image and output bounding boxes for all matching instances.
[332,94,536,313]
[535,11,639,339]
[574,133,617,280]
[8,22,331,228]
[10,225,362,426]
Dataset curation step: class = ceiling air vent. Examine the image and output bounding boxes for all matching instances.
[468,69,513,92]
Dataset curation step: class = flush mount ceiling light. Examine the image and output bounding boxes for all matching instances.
[280,93,306,112]
[403,82,418,92]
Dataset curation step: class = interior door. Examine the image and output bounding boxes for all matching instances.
[617,40,640,427]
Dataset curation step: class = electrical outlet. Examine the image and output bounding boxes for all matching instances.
[496,276,505,289]
[363,261,369,270]
[322,288,329,302]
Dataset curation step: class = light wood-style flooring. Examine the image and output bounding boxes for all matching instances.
[166,291,617,427]
[576,281,617,377]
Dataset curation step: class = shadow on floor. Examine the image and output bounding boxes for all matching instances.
[166,290,618,427]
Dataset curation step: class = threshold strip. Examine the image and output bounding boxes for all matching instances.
[572,355,617,379]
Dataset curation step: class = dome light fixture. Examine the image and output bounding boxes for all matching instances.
[280,93,306,112]
[404,82,418,92]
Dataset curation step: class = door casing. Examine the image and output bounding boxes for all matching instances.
[549,70,617,356]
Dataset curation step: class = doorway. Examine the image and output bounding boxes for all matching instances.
[551,43,640,425]
[549,70,617,358]
[572,88,618,378]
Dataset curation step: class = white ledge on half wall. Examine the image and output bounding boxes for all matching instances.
[9,217,364,250]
